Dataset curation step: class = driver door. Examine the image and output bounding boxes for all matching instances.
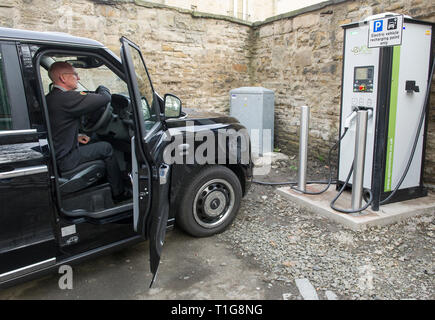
[120,37,171,287]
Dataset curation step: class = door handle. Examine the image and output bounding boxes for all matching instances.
[159,164,170,185]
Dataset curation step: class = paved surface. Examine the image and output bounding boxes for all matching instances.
[0,228,293,300]
[1,153,433,300]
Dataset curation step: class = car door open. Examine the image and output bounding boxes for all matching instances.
[120,37,171,287]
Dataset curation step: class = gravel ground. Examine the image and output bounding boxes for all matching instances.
[218,153,435,300]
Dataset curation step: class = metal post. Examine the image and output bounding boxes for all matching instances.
[352,110,368,210]
[298,106,310,192]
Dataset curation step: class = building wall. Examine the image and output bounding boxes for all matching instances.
[1,0,435,185]
[248,0,275,22]
[157,0,329,21]
[146,0,275,21]
[276,0,326,15]
[163,0,233,17]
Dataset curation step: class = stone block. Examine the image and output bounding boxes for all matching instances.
[157,10,175,28]
[274,19,292,35]
[339,18,352,25]
[96,6,120,18]
[70,0,95,16]
[294,49,312,67]
[162,44,174,51]
[259,24,273,38]
[0,7,15,27]
[136,7,157,21]
[232,64,248,72]
[346,2,360,13]
[155,29,186,42]
[0,0,15,8]
[293,13,320,30]
[272,46,287,69]
[174,14,191,30]
[386,3,404,12]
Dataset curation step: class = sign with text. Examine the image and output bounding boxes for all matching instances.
[368,15,403,48]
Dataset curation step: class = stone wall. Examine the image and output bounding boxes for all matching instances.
[0,0,252,115]
[250,0,435,184]
[1,0,435,184]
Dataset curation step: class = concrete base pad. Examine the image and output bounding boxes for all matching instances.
[277,184,435,231]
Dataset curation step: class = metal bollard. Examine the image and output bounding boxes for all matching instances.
[352,110,368,210]
[298,106,310,192]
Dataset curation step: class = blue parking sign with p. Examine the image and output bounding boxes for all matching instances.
[374,20,383,32]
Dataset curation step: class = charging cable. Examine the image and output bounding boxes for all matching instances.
[253,106,359,189]
[329,161,374,213]
[252,127,349,189]
[289,127,348,194]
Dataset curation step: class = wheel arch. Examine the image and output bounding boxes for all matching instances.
[224,164,247,196]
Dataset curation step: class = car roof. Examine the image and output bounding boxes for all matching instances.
[0,27,105,48]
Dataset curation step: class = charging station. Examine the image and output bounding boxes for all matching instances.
[338,13,434,211]
[276,13,435,229]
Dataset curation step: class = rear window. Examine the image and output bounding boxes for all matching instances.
[0,50,12,130]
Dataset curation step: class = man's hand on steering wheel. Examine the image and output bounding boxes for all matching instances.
[80,85,113,133]
[96,85,111,95]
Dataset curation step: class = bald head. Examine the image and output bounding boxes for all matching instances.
[48,61,73,82]
[48,61,80,91]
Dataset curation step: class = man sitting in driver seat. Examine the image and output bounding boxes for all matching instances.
[46,61,128,202]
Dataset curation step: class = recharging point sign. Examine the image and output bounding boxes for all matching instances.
[368,15,403,48]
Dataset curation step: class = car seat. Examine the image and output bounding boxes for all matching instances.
[58,160,106,195]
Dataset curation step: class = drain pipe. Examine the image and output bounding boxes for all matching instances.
[351,110,368,211]
[298,105,310,192]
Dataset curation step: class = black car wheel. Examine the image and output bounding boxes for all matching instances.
[176,165,242,237]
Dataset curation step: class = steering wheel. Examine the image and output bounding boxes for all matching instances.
[80,101,113,133]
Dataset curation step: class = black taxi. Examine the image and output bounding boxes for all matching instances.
[0,27,253,288]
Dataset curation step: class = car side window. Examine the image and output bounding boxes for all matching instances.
[0,49,12,130]
[40,55,128,95]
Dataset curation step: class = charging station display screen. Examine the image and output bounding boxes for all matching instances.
[353,66,374,92]
[355,67,369,80]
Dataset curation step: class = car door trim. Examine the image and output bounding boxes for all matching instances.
[0,165,48,179]
[0,129,37,136]
[0,257,56,283]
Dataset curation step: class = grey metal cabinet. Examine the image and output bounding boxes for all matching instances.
[230,87,274,156]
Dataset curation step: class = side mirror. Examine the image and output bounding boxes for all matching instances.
[164,94,182,119]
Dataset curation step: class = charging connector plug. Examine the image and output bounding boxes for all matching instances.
[344,109,358,129]
[344,106,373,129]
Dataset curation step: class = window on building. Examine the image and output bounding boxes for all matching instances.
[0,50,12,130]
[233,0,248,20]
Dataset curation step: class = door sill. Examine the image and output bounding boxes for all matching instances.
[0,257,56,283]
[62,201,133,219]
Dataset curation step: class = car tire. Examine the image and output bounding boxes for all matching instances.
[176,165,242,237]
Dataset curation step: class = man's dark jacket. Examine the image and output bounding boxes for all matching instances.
[46,87,111,161]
